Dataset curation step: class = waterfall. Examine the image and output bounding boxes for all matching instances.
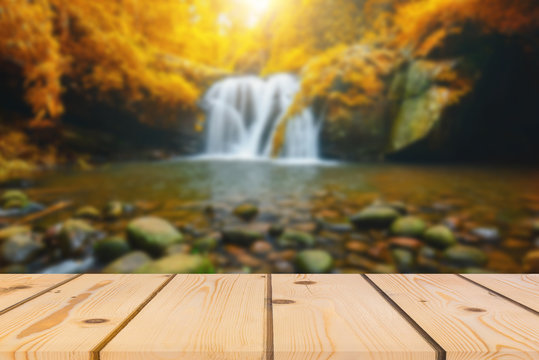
[201,74,321,160]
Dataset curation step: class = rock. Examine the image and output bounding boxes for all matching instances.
[523,250,539,272]
[75,206,101,220]
[371,264,397,273]
[268,224,285,237]
[532,220,539,237]
[424,225,456,249]
[366,242,391,262]
[59,219,97,257]
[136,253,213,274]
[0,264,29,273]
[443,245,488,267]
[471,227,501,243]
[233,203,259,222]
[322,222,353,233]
[1,232,43,264]
[1,190,29,208]
[392,248,415,273]
[273,260,294,273]
[419,246,438,259]
[346,253,376,271]
[235,253,262,268]
[0,226,31,242]
[417,255,440,272]
[222,227,263,246]
[103,251,152,273]
[389,237,422,252]
[250,240,272,255]
[165,243,192,255]
[127,217,183,257]
[193,237,219,252]
[349,206,400,229]
[390,216,426,237]
[104,201,124,219]
[295,250,334,273]
[344,240,369,253]
[93,237,131,263]
[277,231,316,248]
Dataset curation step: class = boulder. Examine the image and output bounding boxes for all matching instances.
[1,190,29,208]
[443,245,488,267]
[103,251,152,273]
[75,206,101,220]
[193,237,219,252]
[59,219,97,257]
[295,250,334,273]
[136,253,213,274]
[349,206,400,229]
[127,217,183,257]
[523,249,539,273]
[277,231,316,248]
[1,232,43,264]
[222,227,263,246]
[424,225,457,248]
[233,203,259,222]
[93,237,131,263]
[390,216,426,237]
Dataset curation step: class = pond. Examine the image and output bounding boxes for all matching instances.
[4,159,539,274]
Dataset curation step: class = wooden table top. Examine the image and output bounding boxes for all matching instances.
[0,274,537,359]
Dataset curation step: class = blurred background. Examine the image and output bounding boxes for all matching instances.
[0,0,538,274]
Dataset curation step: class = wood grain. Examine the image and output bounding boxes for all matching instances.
[271,274,436,360]
[461,274,539,312]
[368,274,539,359]
[0,274,75,314]
[101,274,268,360]
[0,274,170,360]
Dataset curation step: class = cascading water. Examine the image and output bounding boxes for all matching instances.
[201,74,321,160]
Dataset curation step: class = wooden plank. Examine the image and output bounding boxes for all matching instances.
[368,274,539,359]
[0,274,76,314]
[101,274,268,360]
[271,274,436,360]
[461,274,539,312]
[0,274,171,360]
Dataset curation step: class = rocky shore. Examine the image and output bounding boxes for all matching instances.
[1,188,538,274]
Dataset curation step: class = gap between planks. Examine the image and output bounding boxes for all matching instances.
[0,274,82,316]
[90,274,176,360]
[362,274,446,360]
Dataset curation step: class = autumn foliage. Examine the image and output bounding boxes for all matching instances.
[0,0,537,129]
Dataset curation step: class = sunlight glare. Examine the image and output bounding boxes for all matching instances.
[240,0,271,27]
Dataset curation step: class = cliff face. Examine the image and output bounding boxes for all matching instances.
[318,32,539,163]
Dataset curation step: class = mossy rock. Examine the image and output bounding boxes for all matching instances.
[193,237,219,252]
[127,217,183,257]
[443,245,488,267]
[103,251,153,273]
[75,206,101,220]
[94,237,131,263]
[233,203,259,222]
[136,253,214,274]
[104,201,124,219]
[349,206,400,229]
[1,233,43,264]
[0,226,31,242]
[424,225,456,249]
[59,219,97,256]
[295,250,334,273]
[390,216,426,238]
[1,190,29,208]
[222,227,263,246]
[277,231,316,248]
[391,248,415,273]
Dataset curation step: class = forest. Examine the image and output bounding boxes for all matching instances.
[0,0,538,275]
